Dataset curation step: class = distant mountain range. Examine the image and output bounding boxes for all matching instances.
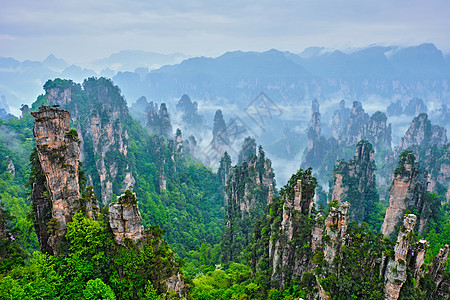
[1,43,449,116]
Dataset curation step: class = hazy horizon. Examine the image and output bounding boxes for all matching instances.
[2,0,450,63]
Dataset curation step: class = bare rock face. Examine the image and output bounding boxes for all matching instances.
[323,202,350,265]
[398,113,447,153]
[384,214,417,300]
[381,151,427,237]
[412,239,429,286]
[365,111,392,149]
[330,141,378,224]
[302,99,336,172]
[175,128,183,155]
[339,101,370,146]
[222,146,274,262]
[331,100,350,139]
[6,157,15,177]
[31,105,97,254]
[108,191,144,245]
[44,79,134,204]
[269,172,316,287]
[428,244,449,296]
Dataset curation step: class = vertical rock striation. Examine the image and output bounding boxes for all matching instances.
[323,202,350,265]
[31,105,97,254]
[45,78,135,204]
[381,151,427,237]
[269,171,317,287]
[384,214,417,300]
[222,146,274,262]
[109,191,144,245]
[330,141,378,224]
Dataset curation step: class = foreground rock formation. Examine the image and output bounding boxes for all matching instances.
[384,214,417,300]
[44,78,135,204]
[31,105,98,254]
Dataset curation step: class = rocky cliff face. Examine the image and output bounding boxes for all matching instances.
[329,141,379,224]
[44,78,135,204]
[331,100,350,139]
[31,105,98,254]
[109,191,144,245]
[384,214,417,300]
[428,244,450,298]
[301,100,337,174]
[323,202,350,266]
[147,103,173,139]
[176,94,204,128]
[249,166,448,299]
[267,170,317,287]
[302,100,392,188]
[237,136,256,165]
[381,151,428,237]
[211,109,229,158]
[338,102,392,152]
[398,113,448,153]
[339,101,370,146]
[222,146,274,262]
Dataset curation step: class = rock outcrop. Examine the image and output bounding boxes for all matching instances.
[339,101,370,146]
[329,141,379,224]
[323,202,350,265]
[222,146,274,262]
[218,152,232,188]
[381,151,428,237]
[237,136,256,165]
[109,191,144,245]
[427,245,450,298]
[301,100,337,173]
[268,170,317,287]
[331,100,351,139]
[338,102,392,151]
[31,105,98,254]
[176,94,204,128]
[398,113,447,153]
[44,78,135,204]
[211,109,229,157]
[384,214,417,300]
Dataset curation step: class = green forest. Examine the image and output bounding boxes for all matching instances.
[0,77,449,299]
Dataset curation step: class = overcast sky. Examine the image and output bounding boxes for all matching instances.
[1,0,449,63]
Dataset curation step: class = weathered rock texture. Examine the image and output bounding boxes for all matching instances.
[45,78,134,204]
[301,99,337,173]
[109,191,144,244]
[331,100,350,139]
[302,100,392,190]
[268,171,317,287]
[398,113,448,154]
[384,214,417,300]
[338,102,392,151]
[31,105,98,254]
[222,146,274,262]
[323,202,350,265]
[330,141,378,224]
[381,151,428,237]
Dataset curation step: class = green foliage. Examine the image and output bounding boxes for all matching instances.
[83,278,117,300]
[394,150,416,177]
